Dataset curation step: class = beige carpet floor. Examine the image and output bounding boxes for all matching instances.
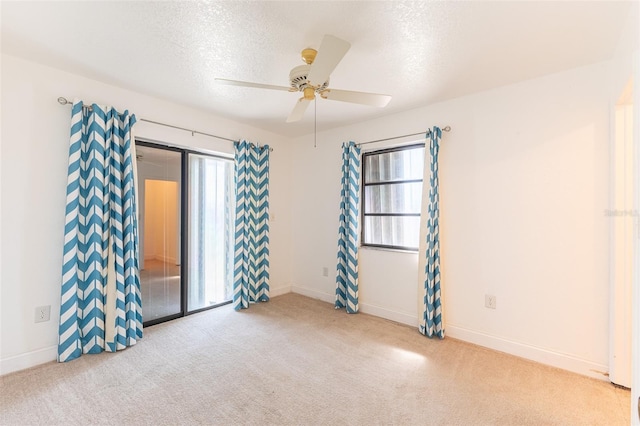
[0,293,631,425]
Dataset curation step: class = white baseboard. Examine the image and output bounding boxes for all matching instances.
[269,285,292,298]
[0,345,57,376]
[359,302,418,328]
[143,254,178,265]
[290,286,418,327]
[157,255,177,265]
[445,324,610,381]
[291,286,334,304]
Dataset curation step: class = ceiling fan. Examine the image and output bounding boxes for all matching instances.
[215,34,392,123]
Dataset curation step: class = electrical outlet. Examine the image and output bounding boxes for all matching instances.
[35,305,51,323]
[484,294,496,309]
[322,267,329,277]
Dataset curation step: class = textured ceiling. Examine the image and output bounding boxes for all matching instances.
[0,1,634,138]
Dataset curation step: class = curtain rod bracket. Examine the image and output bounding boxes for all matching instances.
[426,126,451,137]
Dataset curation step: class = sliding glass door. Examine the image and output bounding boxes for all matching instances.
[136,145,183,324]
[136,141,235,325]
[188,154,235,311]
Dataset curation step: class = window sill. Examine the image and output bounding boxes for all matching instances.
[360,245,419,255]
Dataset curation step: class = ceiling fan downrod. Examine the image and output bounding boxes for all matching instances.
[301,48,317,65]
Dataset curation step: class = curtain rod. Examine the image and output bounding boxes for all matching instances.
[358,126,451,146]
[57,97,274,151]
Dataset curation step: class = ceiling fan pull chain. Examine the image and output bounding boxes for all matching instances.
[314,97,317,148]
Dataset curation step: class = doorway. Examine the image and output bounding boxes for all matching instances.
[610,78,633,388]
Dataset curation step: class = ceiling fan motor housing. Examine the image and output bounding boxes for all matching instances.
[289,64,329,94]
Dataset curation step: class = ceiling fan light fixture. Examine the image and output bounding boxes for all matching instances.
[303,87,315,100]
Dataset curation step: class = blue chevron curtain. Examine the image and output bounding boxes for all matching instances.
[420,126,444,338]
[233,140,270,310]
[58,100,142,362]
[335,141,361,313]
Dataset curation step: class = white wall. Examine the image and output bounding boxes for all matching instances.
[143,180,179,263]
[137,156,182,268]
[291,61,611,379]
[0,54,293,374]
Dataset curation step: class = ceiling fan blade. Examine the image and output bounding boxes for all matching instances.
[321,89,391,107]
[286,98,311,123]
[306,35,351,88]
[215,78,291,92]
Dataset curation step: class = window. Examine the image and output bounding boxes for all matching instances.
[362,144,425,251]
